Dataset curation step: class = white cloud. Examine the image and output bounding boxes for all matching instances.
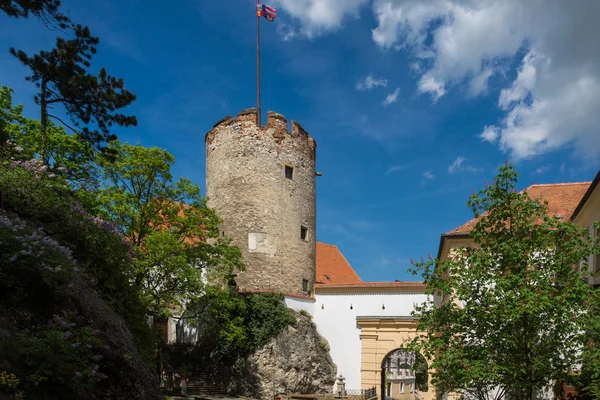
[480,125,499,143]
[385,164,409,175]
[469,67,494,96]
[370,0,600,160]
[422,170,435,180]
[418,74,445,102]
[271,0,368,37]
[382,87,401,105]
[533,166,550,175]
[447,156,481,173]
[356,74,388,91]
[276,22,298,41]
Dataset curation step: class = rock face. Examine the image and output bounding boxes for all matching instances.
[67,275,161,399]
[233,311,337,399]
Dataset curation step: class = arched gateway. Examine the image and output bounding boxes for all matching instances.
[380,348,428,400]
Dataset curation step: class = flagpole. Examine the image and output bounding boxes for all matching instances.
[256,0,261,126]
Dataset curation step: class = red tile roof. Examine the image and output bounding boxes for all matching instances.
[446,182,592,236]
[316,282,425,289]
[316,242,363,284]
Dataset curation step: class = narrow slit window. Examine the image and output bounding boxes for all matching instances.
[285,165,294,179]
[300,225,308,241]
[302,279,308,292]
[595,227,600,272]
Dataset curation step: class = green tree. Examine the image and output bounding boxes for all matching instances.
[10,25,137,162]
[96,141,244,317]
[0,0,70,28]
[409,163,600,400]
[0,85,98,190]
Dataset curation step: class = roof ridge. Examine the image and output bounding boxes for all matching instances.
[316,241,338,247]
[527,181,591,187]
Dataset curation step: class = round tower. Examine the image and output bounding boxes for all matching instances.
[205,108,317,296]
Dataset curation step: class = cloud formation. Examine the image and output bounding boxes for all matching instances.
[385,164,409,175]
[447,156,480,174]
[382,87,401,106]
[356,74,388,91]
[422,171,435,180]
[271,0,368,37]
[370,0,600,160]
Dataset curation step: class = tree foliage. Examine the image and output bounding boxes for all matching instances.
[409,164,600,400]
[10,25,137,162]
[1,85,98,190]
[190,290,296,363]
[96,141,244,317]
[0,0,70,29]
[0,140,158,399]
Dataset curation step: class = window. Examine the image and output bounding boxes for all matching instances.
[400,382,404,393]
[302,279,309,292]
[301,225,308,241]
[285,165,294,179]
[595,227,600,273]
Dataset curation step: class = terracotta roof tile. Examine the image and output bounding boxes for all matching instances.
[316,282,425,288]
[446,182,592,236]
[316,242,363,284]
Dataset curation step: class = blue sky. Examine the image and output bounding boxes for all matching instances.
[2,0,599,282]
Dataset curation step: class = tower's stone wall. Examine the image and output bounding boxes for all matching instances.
[205,109,317,296]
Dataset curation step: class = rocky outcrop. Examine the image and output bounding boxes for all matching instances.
[226,311,337,399]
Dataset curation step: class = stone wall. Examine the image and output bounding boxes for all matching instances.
[205,108,317,296]
[227,311,337,399]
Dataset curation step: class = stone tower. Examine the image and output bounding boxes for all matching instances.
[205,108,317,296]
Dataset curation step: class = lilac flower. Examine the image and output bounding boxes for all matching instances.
[74,372,82,377]
[48,173,56,179]
[72,342,81,347]
[62,331,72,339]
[14,146,23,152]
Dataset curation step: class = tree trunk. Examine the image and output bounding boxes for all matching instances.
[40,78,48,164]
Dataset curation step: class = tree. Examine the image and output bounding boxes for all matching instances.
[409,163,600,400]
[0,0,70,29]
[10,25,137,162]
[0,85,99,190]
[96,141,244,317]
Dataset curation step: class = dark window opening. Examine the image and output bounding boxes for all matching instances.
[285,165,294,179]
[300,225,308,241]
[595,227,600,272]
[302,279,309,292]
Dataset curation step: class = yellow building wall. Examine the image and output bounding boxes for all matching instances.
[358,318,435,400]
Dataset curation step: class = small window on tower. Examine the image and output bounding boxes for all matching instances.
[595,227,600,273]
[302,279,309,292]
[285,165,294,179]
[300,225,308,241]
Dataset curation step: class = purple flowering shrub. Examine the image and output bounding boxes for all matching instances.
[1,311,109,398]
[0,159,157,398]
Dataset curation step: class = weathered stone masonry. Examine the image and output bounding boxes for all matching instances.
[205,109,317,296]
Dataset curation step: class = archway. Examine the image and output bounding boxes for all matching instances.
[380,348,428,400]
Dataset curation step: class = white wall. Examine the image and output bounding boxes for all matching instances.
[312,291,430,391]
[284,295,316,315]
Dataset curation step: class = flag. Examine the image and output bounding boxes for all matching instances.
[257,3,277,21]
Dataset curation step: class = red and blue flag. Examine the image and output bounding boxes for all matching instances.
[257,3,277,21]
